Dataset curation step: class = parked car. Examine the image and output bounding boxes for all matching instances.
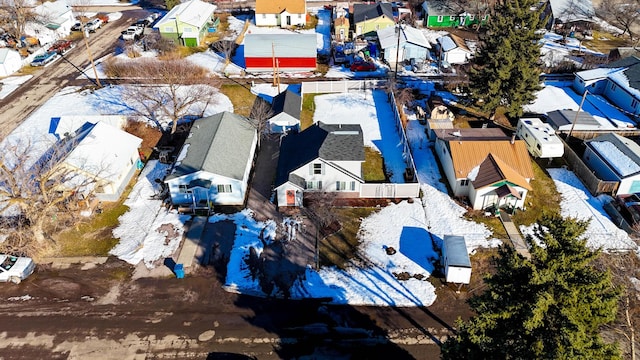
[71,21,82,31]
[134,18,150,28]
[84,18,103,32]
[96,13,109,24]
[350,60,377,72]
[0,254,35,284]
[48,39,74,54]
[30,51,58,66]
[121,26,144,41]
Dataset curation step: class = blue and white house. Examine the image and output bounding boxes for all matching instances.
[164,112,257,208]
[573,56,640,122]
[583,133,640,195]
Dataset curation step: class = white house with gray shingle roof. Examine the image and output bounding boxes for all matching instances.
[274,122,365,207]
[164,112,257,207]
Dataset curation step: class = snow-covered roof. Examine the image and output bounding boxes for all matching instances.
[575,67,625,82]
[586,133,640,178]
[377,25,431,50]
[0,48,19,64]
[34,0,72,25]
[155,0,216,29]
[244,33,317,58]
[548,0,595,23]
[437,35,456,52]
[64,122,142,184]
[518,117,563,146]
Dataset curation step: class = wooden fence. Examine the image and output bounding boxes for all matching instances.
[562,138,619,195]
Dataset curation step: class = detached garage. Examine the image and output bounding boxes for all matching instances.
[0,48,22,77]
[244,33,317,72]
[442,235,471,285]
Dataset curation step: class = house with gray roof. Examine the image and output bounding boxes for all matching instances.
[352,3,395,38]
[274,122,365,207]
[268,89,302,133]
[583,133,640,195]
[164,112,257,208]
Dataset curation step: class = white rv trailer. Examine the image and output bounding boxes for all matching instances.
[516,117,564,158]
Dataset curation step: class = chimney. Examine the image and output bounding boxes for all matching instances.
[511,133,516,144]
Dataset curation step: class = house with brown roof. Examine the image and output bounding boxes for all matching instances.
[255,0,307,28]
[434,128,534,211]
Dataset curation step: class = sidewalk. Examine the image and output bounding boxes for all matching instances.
[499,211,531,259]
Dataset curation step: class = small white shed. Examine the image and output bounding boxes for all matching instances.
[442,235,471,284]
[0,48,22,77]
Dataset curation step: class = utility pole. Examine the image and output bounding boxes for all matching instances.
[394,22,403,79]
[82,28,102,87]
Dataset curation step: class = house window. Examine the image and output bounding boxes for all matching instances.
[611,83,617,91]
[313,163,322,174]
[179,185,188,193]
[460,179,469,186]
[437,15,443,22]
[165,27,174,32]
[376,24,380,30]
[183,27,192,32]
[262,14,266,19]
[298,14,302,19]
[306,181,323,190]
[632,99,638,108]
[350,181,356,190]
[450,16,456,21]
[469,15,475,20]
[217,184,232,193]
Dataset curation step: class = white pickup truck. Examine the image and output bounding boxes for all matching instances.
[121,26,144,41]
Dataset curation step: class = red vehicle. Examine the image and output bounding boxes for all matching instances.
[350,60,377,72]
[48,40,74,55]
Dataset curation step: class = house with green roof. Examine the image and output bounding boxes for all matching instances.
[275,122,365,207]
[153,0,217,47]
[421,0,488,28]
[164,112,257,208]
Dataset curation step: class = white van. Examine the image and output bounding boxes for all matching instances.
[0,255,35,284]
[516,117,564,158]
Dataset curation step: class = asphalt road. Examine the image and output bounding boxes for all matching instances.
[0,8,148,140]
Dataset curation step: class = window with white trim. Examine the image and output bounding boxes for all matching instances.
[632,99,638,108]
[437,15,443,22]
[611,83,617,91]
[179,185,188,193]
[460,179,469,186]
[313,163,322,174]
[183,27,192,32]
[450,16,456,21]
[306,181,323,190]
[217,184,232,193]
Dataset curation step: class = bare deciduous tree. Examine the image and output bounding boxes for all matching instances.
[597,0,640,42]
[249,97,274,149]
[112,59,220,134]
[0,139,103,254]
[596,253,640,360]
[0,0,37,43]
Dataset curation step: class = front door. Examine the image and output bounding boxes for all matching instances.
[286,190,296,206]
[286,16,291,26]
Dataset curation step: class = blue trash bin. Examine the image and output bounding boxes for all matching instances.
[174,263,184,279]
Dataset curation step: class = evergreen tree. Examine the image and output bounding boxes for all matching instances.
[469,0,545,119]
[441,215,621,360]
